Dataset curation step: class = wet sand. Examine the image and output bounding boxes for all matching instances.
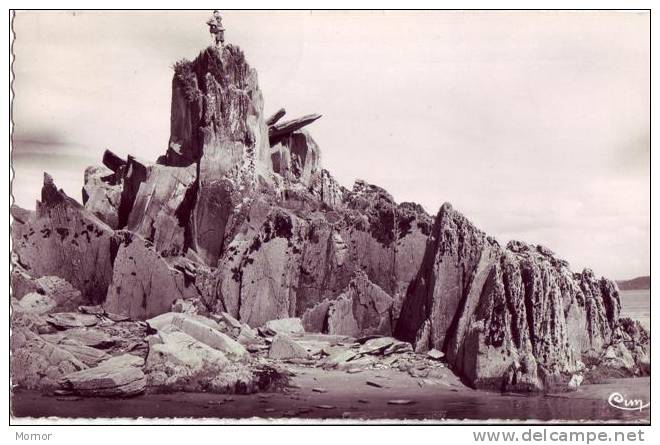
[11,366,650,423]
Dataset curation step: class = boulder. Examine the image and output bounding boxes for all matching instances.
[34,276,83,311]
[13,293,56,315]
[102,148,127,172]
[427,349,444,360]
[217,311,243,331]
[46,327,117,349]
[147,312,247,360]
[11,264,42,299]
[268,334,310,360]
[99,354,145,369]
[145,330,230,389]
[171,298,199,315]
[383,340,413,355]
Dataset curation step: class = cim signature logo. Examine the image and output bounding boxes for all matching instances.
[608,392,650,412]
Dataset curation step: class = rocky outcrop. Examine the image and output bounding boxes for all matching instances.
[10,41,648,396]
[268,333,310,360]
[11,271,82,312]
[302,271,394,337]
[393,203,637,391]
[12,174,115,304]
[270,130,321,187]
[82,165,122,228]
[161,46,272,267]
[126,164,196,256]
[11,327,87,390]
[104,232,207,319]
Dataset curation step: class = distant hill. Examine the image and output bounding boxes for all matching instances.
[617,276,650,291]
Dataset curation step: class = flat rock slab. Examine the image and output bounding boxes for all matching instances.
[99,354,145,369]
[47,313,99,329]
[60,365,146,397]
[105,312,131,322]
[359,337,395,355]
[46,327,117,349]
[314,404,336,410]
[262,318,305,336]
[387,399,416,405]
[383,341,413,355]
[47,339,111,367]
[79,305,105,316]
[323,348,358,367]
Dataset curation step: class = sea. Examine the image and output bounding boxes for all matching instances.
[620,289,650,331]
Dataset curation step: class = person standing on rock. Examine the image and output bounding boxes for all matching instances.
[206,10,225,47]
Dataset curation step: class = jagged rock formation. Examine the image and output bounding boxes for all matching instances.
[302,271,394,337]
[12,174,115,304]
[11,43,648,394]
[82,165,122,228]
[161,46,272,267]
[394,203,636,391]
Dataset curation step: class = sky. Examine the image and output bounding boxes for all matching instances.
[11,10,649,280]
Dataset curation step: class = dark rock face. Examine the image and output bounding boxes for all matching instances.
[161,45,272,267]
[10,43,647,394]
[163,46,269,171]
[270,130,321,187]
[269,114,322,146]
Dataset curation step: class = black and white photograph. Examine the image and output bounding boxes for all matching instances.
[7,6,651,430]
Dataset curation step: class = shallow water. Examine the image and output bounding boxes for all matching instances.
[11,373,650,423]
[620,289,650,330]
